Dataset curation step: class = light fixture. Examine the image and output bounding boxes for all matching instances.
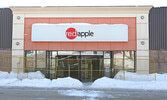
[141,15,145,20]
[16,42,20,46]
[17,16,21,20]
[141,41,145,45]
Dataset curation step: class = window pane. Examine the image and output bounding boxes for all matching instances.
[104,51,110,67]
[26,50,35,71]
[124,51,135,70]
[51,51,57,58]
[37,51,46,68]
[81,51,103,55]
[113,51,123,69]
[58,51,80,55]
[49,51,58,79]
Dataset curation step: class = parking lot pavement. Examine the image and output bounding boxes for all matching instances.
[0,87,167,100]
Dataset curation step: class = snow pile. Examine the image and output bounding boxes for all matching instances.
[91,71,167,90]
[91,77,167,90]
[0,71,45,79]
[0,79,19,86]
[51,77,83,88]
[0,71,9,78]
[2,70,167,90]
[156,73,167,81]
[1,78,50,87]
[114,71,167,81]
[0,77,83,88]
[114,71,156,81]
[0,71,83,88]
[27,71,45,79]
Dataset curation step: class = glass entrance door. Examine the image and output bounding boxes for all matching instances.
[81,55,104,82]
[57,55,80,79]
[46,51,104,82]
[81,56,92,82]
[46,51,58,79]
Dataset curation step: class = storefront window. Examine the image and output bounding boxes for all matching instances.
[113,51,135,73]
[104,51,110,67]
[51,51,58,58]
[47,51,58,79]
[81,51,103,55]
[25,50,35,71]
[113,51,124,70]
[37,51,46,68]
[124,51,135,71]
[25,50,135,81]
[58,51,80,55]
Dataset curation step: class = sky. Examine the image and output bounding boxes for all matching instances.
[0,0,167,7]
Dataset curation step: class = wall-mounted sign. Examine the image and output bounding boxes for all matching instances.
[31,23,128,42]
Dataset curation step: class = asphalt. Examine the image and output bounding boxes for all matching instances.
[0,87,167,100]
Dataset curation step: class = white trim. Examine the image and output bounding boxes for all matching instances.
[25,14,136,17]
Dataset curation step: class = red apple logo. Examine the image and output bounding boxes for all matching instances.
[65,28,78,40]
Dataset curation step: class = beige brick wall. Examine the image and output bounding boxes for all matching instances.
[136,14,150,74]
[12,14,25,72]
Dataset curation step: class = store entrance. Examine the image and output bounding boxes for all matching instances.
[81,55,103,82]
[25,50,136,82]
[47,51,104,82]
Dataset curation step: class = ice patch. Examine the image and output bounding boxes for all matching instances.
[58,89,115,99]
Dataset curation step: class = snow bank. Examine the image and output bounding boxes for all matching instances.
[0,76,83,88]
[91,71,167,90]
[0,71,45,79]
[91,77,167,90]
[114,71,167,81]
[51,77,83,88]
[1,70,167,90]
[0,71,83,88]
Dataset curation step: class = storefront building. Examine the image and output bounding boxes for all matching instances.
[10,7,151,81]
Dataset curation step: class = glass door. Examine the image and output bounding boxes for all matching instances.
[81,56,92,82]
[46,51,58,79]
[81,55,104,82]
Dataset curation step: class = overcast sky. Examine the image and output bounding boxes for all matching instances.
[0,0,167,7]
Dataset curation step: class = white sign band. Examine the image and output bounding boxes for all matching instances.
[31,23,128,42]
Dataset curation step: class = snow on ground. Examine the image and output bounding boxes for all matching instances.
[1,71,167,90]
[51,77,83,88]
[91,77,167,90]
[0,71,83,88]
[0,71,45,79]
[91,71,167,90]
[0,77,83,88]
[114,71,167,81]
